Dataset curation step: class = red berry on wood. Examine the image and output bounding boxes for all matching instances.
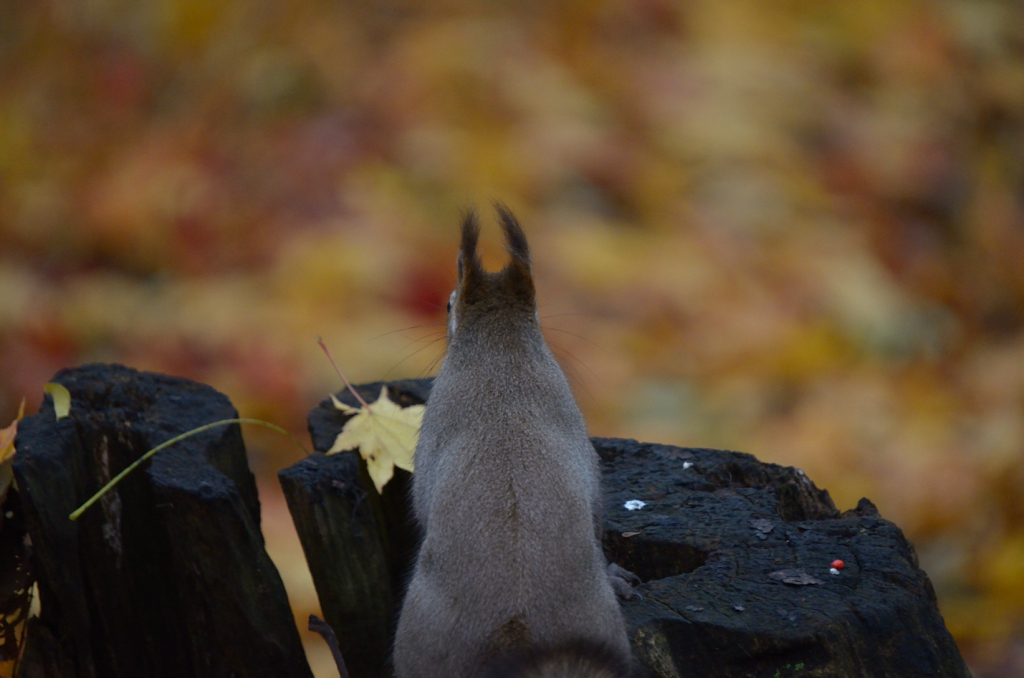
[831,559,845,570]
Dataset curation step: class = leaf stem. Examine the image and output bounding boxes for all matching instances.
[317,336,372,411]
[69,418,310,521]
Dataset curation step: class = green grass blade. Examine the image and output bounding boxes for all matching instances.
[69,418,310,521]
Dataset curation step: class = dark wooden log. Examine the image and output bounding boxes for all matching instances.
[292,378,969,678]
[595,438,970,678]
[12,363,311,678]
[280,380,427,678]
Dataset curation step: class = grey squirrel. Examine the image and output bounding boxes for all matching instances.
[393,208,633,678]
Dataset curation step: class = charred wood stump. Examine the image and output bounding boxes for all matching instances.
[280,380,427,678]
[13,363,311,678]
[290,378,969,678]
[596,438,970,678]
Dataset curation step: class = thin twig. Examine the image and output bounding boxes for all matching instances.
[317,337,371,410]
[309,614,350,678]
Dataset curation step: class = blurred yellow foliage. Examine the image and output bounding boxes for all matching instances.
[1,0,1023,674]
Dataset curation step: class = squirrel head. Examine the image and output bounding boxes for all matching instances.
[447,206,537,342]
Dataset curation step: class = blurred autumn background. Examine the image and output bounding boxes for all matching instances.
[1,0,1023,674]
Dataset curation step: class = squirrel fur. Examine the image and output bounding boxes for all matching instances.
[393,208,631,678]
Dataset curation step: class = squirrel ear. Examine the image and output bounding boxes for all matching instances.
[496,205,535,302]
[496,205,530,268]
[457,208,483,286]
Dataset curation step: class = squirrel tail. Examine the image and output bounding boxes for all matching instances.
[478,639,632,678]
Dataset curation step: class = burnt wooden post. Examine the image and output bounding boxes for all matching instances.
[279,380,427,678]
[288,378,970,678]
[13,363,311,678]
[595,438,970,678]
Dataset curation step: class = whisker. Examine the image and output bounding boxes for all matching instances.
[382,336,447,379]
[394,331,447,351]
[365,322,447,344]
[547,340,599,381]
[420,346,448,377]
[541,325,602,348]
[539,313,588,319]
[553,355,594,403]
[548,342,596,403]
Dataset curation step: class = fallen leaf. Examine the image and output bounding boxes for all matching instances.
[328,387,424,493]
[0,523,32,664]
[43,383,71,420]
[0,399,24,464]
[769,569,821,586]
[0,399,31,668]
[0,398,26,506]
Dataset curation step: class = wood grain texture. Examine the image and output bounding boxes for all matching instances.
[282,380,426,678]
[13,363,311,678]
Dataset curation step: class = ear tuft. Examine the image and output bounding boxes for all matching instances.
[459,208,483,281]
[494,205,535,304]
[495,204,530,267]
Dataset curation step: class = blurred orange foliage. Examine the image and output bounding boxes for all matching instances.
[1,0,1023,674]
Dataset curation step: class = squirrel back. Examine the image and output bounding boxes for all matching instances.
[393,208,631,678]
[478,640,631,678]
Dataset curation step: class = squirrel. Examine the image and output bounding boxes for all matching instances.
[393,207,633,678]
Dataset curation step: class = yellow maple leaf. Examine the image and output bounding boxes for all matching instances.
[327,387,423,493]
[43,382,71,420]
[0,398,26,506]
